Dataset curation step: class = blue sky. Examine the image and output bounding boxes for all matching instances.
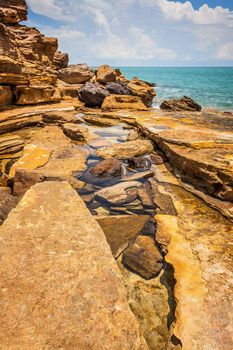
[25,0,233,66]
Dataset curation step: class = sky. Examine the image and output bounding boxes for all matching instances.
[25,0,233,67]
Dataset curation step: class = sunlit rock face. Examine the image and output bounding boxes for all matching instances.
[0,0,68,106]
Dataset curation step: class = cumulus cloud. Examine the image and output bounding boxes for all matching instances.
[141,0,233,26]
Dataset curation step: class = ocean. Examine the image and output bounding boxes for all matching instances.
[119,67,233,110]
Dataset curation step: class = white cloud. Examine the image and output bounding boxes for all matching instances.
[217,42,233,60]
[141,0,233,26]
[27,0,75,22]
[43,27,86,40]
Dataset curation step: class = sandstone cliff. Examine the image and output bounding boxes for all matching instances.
[0,0,68,106]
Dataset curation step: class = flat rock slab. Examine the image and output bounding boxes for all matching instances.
[96,215,150,257]
[0,181,148,349]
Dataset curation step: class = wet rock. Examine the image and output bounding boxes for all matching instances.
[13,169,44,196]
[0,86,13,106]
[123,199,144,212]
[128,77,156,107]
[96,64,117,84]
[78,82,110,107]
[90,158,122,177]
[0,135,24,159]
[62,123,89,142]
[0,181,148,349]
[118,259,170,350]
[128,156,152,170]
[95,181,142,205]
[122,236,163,279]
[127,129,139,141]
[121,170,154,182]
[102,95,148,110]
[96,140,154,159]
[106,81,131,95]
[150,152,166,165]
[160,96,202,111]
[0,187,19,225]
[138,188,155,209]
[58,64,94,84]
[96,215,150,257]
[88,138,110,149]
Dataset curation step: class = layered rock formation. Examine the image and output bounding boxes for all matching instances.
[0,0,68,106]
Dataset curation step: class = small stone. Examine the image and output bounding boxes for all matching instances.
[128,156,152,170]
[95,181,141,205]
[90,158,122,177]
[127,129,139,141]
[122,236,163,279]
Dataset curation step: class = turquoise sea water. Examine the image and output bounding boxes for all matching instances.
[119,67,233,110]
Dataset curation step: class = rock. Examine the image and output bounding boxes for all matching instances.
[115,68,129,84]
[96,140,154,159]
[160,96,202,111]
[102,95,148,110]
[150,152,166,165]
[14,85,61,105]
[13,169,44,196]
[78,82,110,107]
[62,123,89,142]
[118,259,170,350]
[56,80,82,99]
[106,81,131,95]
[53,51,69,70]
[121,170,154,182]
[127,129,139,141]
[83,114,119,127]
[0,86,13,106]
[96,215,150,257]
[58,64,94,84]
[0,135,24,159]
[42,111,77,125]
[0,181,148,349]
[90,158,122,177]
[122,236,163,279]
[95,181,142,205]
[9,144,51,178]
[96,64,117,84]
[0,1,67,105]
[128,156,152,170]
[128,78,156,107]
[0,187,19,225]
[156,184,233,350]
[138,187,155,208]
[88,138,110,149]
[0,0,27,24]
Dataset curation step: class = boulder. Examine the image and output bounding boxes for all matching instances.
[0,187,19,225]
[96,215,150,257]
[122,236,163,279]
[14,86,61,105]
[62,123,89,141]
[106,81,131,95]
[58,64,94,84]
[0,181,148,349]
[96,140,154,159]
[96,64,117,84]
[160,96,202,111]
[95,181,142,205]
[78,82,110,107]
[102,95,148,110]
[128,78,156,107]
[52,51,69,70]
[90,158,122,177]
[0,86,13,106]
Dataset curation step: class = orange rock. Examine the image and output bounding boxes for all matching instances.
[102,94,148,110]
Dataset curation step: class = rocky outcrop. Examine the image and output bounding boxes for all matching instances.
[58,64,94,84]
[0,181,148,349]
[0,86,13,105]
[0,0,68,106]
[160,96,202,111]
[78,82,110,107]
[53,51,69,70]
[96,139,154,159]
[102,95,148,110]
[0,187,19,224]
[128,78,156,107]
[62,123,89,141]
[0,135,24,159]
[96,64,117,84]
